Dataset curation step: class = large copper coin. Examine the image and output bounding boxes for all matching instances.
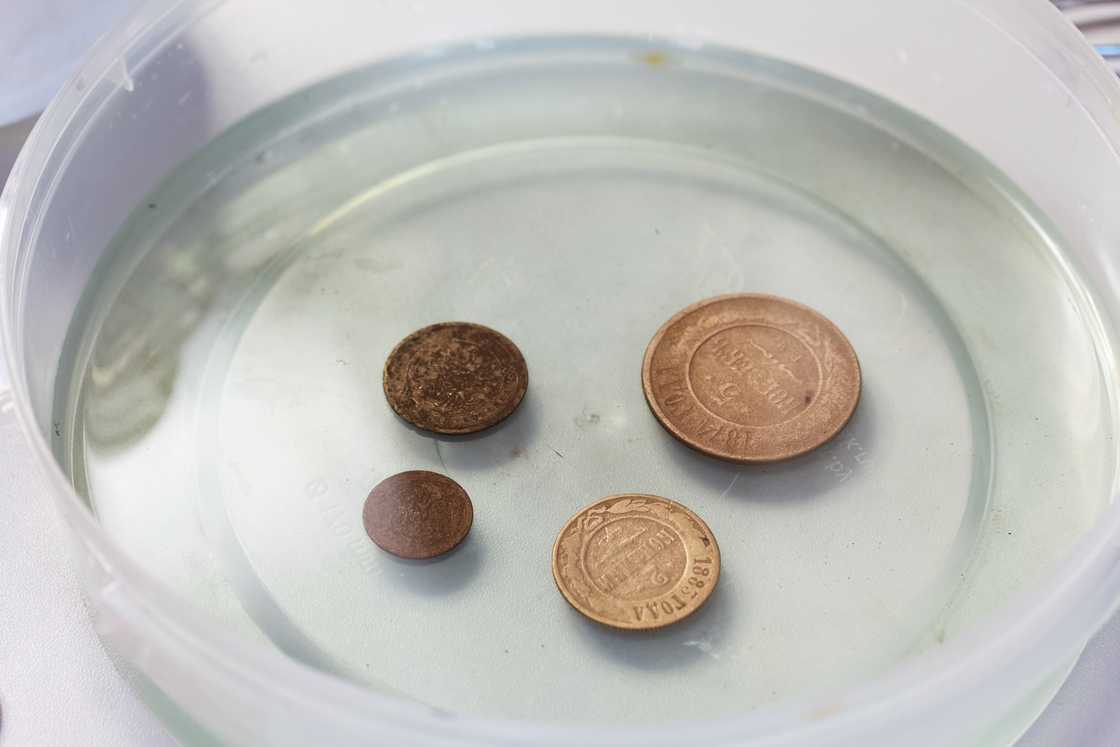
[642,294,860,463]
[552,494,720,630]
[383,322,528,434]
[363,470,473,559]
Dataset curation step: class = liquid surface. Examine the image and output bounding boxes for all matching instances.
[57,39,1116,725]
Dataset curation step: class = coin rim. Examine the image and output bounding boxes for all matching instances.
[362,470,474,559]
[551,493,721,631]
[382,321,529,435]
[641,293,862,463]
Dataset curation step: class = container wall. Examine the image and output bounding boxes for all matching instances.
[2,1,1120,746]
[9,0,1120,434]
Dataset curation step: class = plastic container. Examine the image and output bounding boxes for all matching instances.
[3,1,1120,745]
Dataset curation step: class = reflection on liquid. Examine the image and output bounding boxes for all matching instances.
[84,250,207,445]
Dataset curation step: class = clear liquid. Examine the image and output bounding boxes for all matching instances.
[57,39,1116,724]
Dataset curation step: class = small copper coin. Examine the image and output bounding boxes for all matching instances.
[363,470,473,559]
[383,322,528,434]
[642,294,861,463]
[552,494,720,630]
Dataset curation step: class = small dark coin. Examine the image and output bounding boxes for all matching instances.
[363,470,473,559]
[383,322,528,434]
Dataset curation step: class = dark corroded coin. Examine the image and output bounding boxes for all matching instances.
[552,494,720,630]
[642,294,861,463]
[363,470,473,559]
[383,322,528,434]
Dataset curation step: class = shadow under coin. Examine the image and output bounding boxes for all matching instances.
[575,574,735,672]
[381,534,484,596]
[416,394,544,474]
[662,384,879,504]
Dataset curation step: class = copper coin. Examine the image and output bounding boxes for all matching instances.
[383,322,528,434]
[363,470,473,559]
[642,294,861,463]
[552,494,720,630]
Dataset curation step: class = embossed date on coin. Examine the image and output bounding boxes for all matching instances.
[552,494,720,630]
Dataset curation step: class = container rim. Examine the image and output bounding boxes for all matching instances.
[3,0,1120,743]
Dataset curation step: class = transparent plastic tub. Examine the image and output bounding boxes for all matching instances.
[3,1,1120,745]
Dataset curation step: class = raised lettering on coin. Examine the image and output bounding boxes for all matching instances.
[642,294,860,462]
[552,494,720,630]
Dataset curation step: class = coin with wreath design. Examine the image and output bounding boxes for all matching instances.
[552,494,720,630]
